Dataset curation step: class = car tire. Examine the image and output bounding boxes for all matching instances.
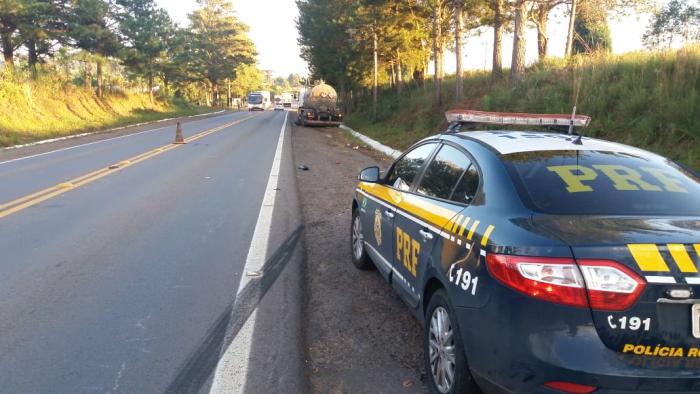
[295,117,301,126]
[424,289,480,394]
[351,208,374,270]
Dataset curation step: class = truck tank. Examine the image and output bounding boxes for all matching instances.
[295,82,343,127]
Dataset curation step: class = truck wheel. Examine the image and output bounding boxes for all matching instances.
[424,289,480,394]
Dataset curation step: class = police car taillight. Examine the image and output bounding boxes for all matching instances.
[486,254,645,311]
[445,109,591,127]
[578,260,645,311]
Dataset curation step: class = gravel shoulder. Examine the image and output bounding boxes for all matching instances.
[292,122,428,393]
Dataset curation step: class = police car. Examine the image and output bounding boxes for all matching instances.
[350,110,700,393]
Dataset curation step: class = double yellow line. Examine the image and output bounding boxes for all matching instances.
[0,113,260,220]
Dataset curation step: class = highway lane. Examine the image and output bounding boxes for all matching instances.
[0,111,253,204]
[0,110,293,393]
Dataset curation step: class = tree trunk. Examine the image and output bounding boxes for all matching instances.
[492,0,504,79]
[536,7,550,61]
[372,26,378,120]
[455,1,464,103]
[389,60,396,88]
[96,61,103,97]
[1,32,14,73]
[84,62,91,90]
[510,0,528,87]
[565,0,577,57]
[148,75,154,101]
[432,2,443,107]
[27,39,39,79]
[396,50,404,94]
[164,77,170,97]
[212,82,219,107]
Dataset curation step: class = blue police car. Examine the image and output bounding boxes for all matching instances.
[350,110,700,393]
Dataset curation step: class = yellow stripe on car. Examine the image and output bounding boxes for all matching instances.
[628,244,670,272]
[667,244,698,273]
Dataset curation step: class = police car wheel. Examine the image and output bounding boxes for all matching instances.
[351,209,373,270]
[424,289,479,394]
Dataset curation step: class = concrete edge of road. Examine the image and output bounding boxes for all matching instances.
[340,124,403,159]
[1,109,227,152]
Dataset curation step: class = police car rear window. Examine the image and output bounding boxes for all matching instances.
[503,150,700,216]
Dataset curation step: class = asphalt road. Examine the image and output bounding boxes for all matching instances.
[0,110,304,393]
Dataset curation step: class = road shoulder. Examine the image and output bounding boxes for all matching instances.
[292,123,427,392]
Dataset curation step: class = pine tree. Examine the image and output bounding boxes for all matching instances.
[188,0,256,106]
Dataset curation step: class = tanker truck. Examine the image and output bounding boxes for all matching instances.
[295,82,343,127]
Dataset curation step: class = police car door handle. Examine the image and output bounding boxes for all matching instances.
[383,210,395,219]
[419,229,434,241]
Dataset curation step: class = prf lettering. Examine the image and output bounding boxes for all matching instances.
[547,165,688,194]
[396,227,419,277]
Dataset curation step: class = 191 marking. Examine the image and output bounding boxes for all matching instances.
[448,263,478,295]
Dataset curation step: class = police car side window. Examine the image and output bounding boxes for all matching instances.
[451,165,479,204]
[417,145,472,200]
[386,143,437,191]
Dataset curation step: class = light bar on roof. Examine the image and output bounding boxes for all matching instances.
[445,109,591,128]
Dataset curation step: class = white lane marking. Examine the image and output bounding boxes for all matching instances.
[645,276,677,284]
[209,111,288,394]
[686,277,700,284]
[0,111,236,166]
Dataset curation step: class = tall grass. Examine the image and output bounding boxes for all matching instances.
[345,45,700,171]
[0,72,212,147]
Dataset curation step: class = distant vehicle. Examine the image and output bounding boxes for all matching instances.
[247,91,271,111]
[295,82,343,127]
[274,103,284,111]
[351,109,700,394]
[280,92,293,108]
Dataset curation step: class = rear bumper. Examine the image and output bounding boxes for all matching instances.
[301,119,342,127]
[455,291,700,393]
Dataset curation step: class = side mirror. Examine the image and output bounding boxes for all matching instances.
[358,166,380,183]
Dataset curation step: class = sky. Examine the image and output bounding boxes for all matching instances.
[156,0,663,78]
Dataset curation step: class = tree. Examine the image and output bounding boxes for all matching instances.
[454,0,464,102]
[430,0,450,106]
[287,73,302,87]
[510,0,528,86]
[188,0,256,106]
[116,0,174,98]
[487,0,505,78]
[68,0,122,96]
[573,4,612,54]
[529,0,567,61]
[644,0,700,48]
[565,0,653,57]
[0,0,22,72]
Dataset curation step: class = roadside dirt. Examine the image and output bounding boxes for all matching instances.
[293,123,428,393]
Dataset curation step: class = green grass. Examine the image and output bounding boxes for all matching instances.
[0,73,215,147]
[345,45,700,171]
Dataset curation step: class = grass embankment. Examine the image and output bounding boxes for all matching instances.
[345,46,700,171]
[0,75,214,147]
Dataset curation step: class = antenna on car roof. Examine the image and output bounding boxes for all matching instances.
[569,106,583,145]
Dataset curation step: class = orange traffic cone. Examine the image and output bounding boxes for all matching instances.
[174,122,186,144]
